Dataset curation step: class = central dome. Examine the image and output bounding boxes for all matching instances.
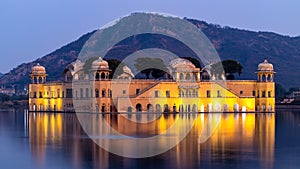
[92,57,109,70]
[168,58,195,69]
[257,59,274,71]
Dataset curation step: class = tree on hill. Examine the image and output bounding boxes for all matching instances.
[182,57,202,68]
[107,59,125,78]
[134,57,167,79]
[211,60,243,80]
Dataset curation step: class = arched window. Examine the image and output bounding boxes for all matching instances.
[193,74,197,81]
[65,71,72,82]
[95,72,100,80]
[192,90,196,97]
[262,74,266,82]
[267,74,271,82]
[186,74,191,80]
[38,77,43,83]
[179,73,184,81]
[102,89,106,97]
[95,89,99,98]
[101,72,106,79]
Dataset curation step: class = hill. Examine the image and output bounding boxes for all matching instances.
[0,18,299,91]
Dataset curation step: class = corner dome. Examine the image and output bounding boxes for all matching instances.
[123,66,134,77]
[31,63,46,74]
[257,59,274,71]
[92,57,109,70]
[73,59,84,72]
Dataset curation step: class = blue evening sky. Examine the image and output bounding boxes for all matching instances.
[0,0,299,73]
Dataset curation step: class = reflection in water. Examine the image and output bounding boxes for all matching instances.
[26,112,275,169]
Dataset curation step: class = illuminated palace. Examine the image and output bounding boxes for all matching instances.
[28,57,275,113]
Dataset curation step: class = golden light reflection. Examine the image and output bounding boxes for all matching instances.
[29,113,63,166]
[27,112,275,168]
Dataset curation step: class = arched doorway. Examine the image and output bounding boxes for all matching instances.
[164,104,169,113]
[262,104,266,112]
[233,103,239,112]
[223,104,229,112]
[192,104,197,112]
[101,104,106,112]
[155,104,162,113]
[172,104,177,113]
[207,103,212,112]
[147,104,154,112]
[268,105,272,112]
[215,103,221,112]
[136,103,142,112]
[179,104,184,112]
[187,104,191,112]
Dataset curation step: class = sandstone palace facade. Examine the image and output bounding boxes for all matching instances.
[28,57,275,113]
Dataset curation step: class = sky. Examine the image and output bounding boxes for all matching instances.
[0,0,299,73]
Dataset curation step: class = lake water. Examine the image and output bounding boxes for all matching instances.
[0,110,300,169]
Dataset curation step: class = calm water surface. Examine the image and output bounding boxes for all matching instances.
[0,110,300,169]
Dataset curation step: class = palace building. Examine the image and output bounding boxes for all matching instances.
[28,57,275,113]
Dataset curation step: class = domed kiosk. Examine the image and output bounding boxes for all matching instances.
[256,59,275,82]
[167,58,200,82]
[117,66,135,79]
[91,57,111,80]
[30,63,47,84]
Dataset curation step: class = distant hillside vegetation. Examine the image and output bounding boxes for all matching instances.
[0,18,299,91]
